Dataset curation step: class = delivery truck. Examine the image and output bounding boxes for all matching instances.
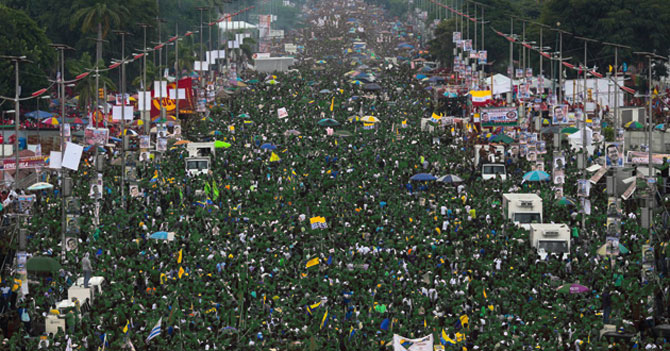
[502,193,543,229]
[529,223,570,260]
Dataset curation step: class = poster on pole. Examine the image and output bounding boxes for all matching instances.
[137,91,152,111]
[153,81,168,98]
[480,107,518,126]
[452,32,461,43]
[478,50,487,64]
[112,105,134,121]
[605,142,624,167]
[551,104,569,125]
[85,127,109,145]
[62,142,84,171]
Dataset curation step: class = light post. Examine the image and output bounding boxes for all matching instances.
[138,23,152,135]
[48,43,74,261]
[0,55,31,191]
[112,30,132,208]
[197,6,209,93]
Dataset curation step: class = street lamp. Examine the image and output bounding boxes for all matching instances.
[48,43,74,262]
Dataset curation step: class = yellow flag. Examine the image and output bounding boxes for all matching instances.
[122,320,129,334]
[483,288,487,299]
[270,152,280,162]
[330,97,335,112]
[177,249,183,264]
[608,65,613,73]
[178,266,185,279]
[306,257,320,268]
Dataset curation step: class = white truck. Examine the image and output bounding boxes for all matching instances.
[186,157,211,177]
[529,223,570,260]
[482,163,507,181]
[502,193,543,229]
[186,142,216,158]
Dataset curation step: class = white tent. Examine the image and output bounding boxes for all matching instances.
[491,74,512,96]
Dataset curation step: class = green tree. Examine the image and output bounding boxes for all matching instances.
[66,52,116,109]
[0,4,55,104]
[70,0,129,63]
[428,19,458,66]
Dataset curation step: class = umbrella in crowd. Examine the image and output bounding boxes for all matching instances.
[7,1,668,349]
[27,182,54,191]
[410,173,437,181]
[317,118,340,127]
[437,174,463,183]
[556,283,590,294]
[523,170,550,182]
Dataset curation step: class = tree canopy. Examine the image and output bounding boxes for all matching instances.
[0,3,55,100]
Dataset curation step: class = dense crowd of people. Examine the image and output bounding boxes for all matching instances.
[1,0,670,350]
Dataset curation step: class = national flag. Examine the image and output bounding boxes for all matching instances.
[306,257,320,268]
[320,309,329,329]
[470,90,492,106]
[122,319,130,334]
[349,326,356,340]
[380,318,390,331]
[270,152,281,162]
[306,301,321,315]
[177,249,183,264]
[440,329,456,345]
[363,122,375,130]
[178,266,185,279]
[430,112,443,123]
[146,317,162,343]
[150,170,159,182]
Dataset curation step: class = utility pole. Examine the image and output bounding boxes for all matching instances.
[508,17,514,105]
[174,23,180,123]
[138,23,152,135]
[197,6,209,93]
[0,55,31,190]
[48,43,74,261]
[113,30,132,208]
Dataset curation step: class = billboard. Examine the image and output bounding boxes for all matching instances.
[480,107,518,126]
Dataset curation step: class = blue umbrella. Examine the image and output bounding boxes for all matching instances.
[25,110,54,119]
[109,137,122,142]
[523,170,551,182]
[319,89,331,94]
[415,74,427,80]
[260,143,277,150]
[410,173,437,181]
[149,231,169,240]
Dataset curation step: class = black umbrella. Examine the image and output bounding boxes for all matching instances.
[363,83,382,91]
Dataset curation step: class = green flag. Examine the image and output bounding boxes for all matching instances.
[204,181,211,197]
[212,179,219,201]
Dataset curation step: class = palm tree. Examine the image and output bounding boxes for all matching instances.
[67,52,116,110]
[70,0,129,64]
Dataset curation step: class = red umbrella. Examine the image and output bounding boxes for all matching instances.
[71,118,86,124]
